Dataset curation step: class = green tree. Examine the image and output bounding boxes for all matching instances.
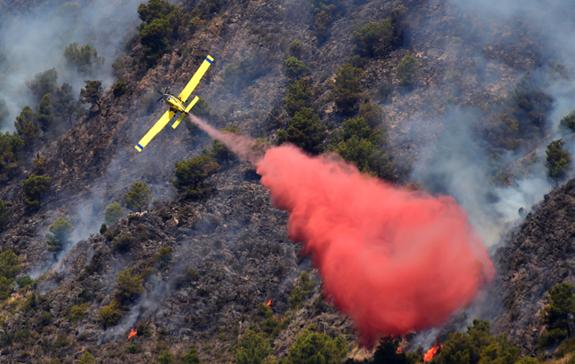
[0,200,9,230]
[174,154,219,199]
[354,19,400,58]
[283,56,309,79]
[288,272,316,309]
[99,300,122,328]
[0,99,8,126]
[312,0,343,43]
[333,64,362,115]
[181,347,200,364]
[539,283,575,348]
[22,174,51,210]
[37,94,54,131]
[236,330,272,364]
[546,139,571,181]
[285,329,347,364]
[115,268,144,304]
[15,106,40,144]
[561,111,575,132]
[28,69,58,100]
[0,249,20,279]
[397,53,417,87]
[124,181,151,212]
[0,276,13,300]
[80,80,103,112]
[47,217,73,252]
[277,107,326,155]
[138,0,181,66]
[0,133,23,180]
[78,351,96,364]
[104,201,123,225]
[284,79,314,116]
[63,43,104,76]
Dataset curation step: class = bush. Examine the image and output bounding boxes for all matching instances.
[47,217,73,252]
[64,43,104,76]
[288,272,315,309]
[284,79,314,116]
[174,154,219,199]
[22,174,51,210]
[156,246,173,270]
[288,39,304,58]
[236,330,273,364]
[333,64,362,115]
[354,19,400,58]
[560,111,575,132]
[546,139,571,182]
[124,181,151,212]
[69,303,89,322]
[397,53,417,87]
[0,249,20,280]
[104,201,123,226]
[277,107,326,155]
[99,300,122,328]
[78,351,96,364]
[158,350,175,364]
[285,329,347,364]
[283,56,309,79]
[112,232,135,253]
[181,347,200,364]
[0,276,13,300]
[115,268,144,304]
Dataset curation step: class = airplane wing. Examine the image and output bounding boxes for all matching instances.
[177,55,214,103]
[134,109,175,152]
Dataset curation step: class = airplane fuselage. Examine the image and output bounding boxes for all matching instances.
[164,94,187,114]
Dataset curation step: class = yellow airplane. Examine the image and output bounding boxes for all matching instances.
[134,54,215,152]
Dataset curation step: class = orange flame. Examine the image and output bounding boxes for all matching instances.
[423,344,440,362]
[264,299,273,308]
[127,328,137,341]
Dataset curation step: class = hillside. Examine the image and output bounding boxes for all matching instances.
[0,0,574,363]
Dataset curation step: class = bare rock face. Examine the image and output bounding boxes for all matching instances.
[493,178,575,352]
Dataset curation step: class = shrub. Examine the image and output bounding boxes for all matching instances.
[104,201,123,226]
[288,272,315,309]
[158,350,175,364]
[354,19,400,58]
[69,303,89,322]
[16,276,34,288]
[99,300,122,328]
[174,154,219,199]
[181,347,200,364]
[0,276,13,300]
[15,106,40,144]
[115,268,144,304]
[560,111,575,132]
[80,80,103,112]
[124,181,151,212]
[0,249,20,279]
[64,43,104,76]
[156,246,173,270]
[546,139,571,182]
[284,79,314,116]
[333,64,362,115]
[28,69,58,100]
[288,39,304,58]
[22,174,51,210]
[397,53,417,87]
[283,56,309,79]
[112,232,135,253]
[277,107,326,155]
[47,217,73,252]
[285,329,347,364]
[236,330,272,364]
[78,351,96,364]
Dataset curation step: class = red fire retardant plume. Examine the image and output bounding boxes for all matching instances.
[256,145,495,346]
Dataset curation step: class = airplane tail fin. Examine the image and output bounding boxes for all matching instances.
[172,95,200,129]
